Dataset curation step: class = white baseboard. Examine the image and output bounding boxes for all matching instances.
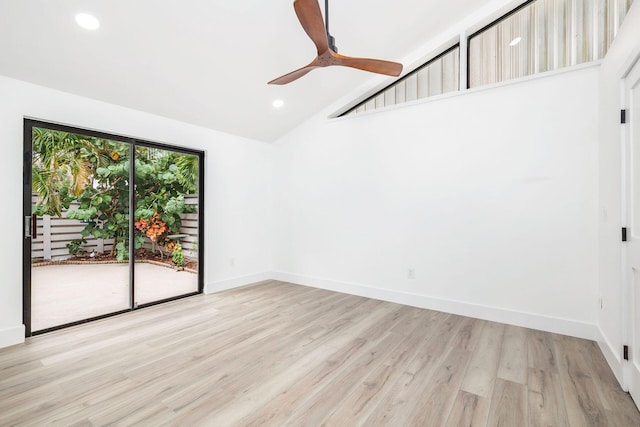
[596,326,626,390]
[205,271,273,294]
[0,272,603,354]
[0,325,25,349]
[272,272,598,341]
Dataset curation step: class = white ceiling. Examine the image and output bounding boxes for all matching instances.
[0,0,493,142]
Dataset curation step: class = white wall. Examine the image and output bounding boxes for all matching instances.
[597,3,640,387]
[0,76,273,348]
[273,66,600,339]
[1,6,626,358]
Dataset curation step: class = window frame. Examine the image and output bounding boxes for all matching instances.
[339,43,461,117]
[466,0,536,89]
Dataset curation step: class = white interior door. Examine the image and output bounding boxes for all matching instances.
[626,57,640,406]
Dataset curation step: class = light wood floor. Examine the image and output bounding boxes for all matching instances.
[1,281,638,426]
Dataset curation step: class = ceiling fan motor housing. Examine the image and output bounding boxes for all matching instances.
[328,33,338,53]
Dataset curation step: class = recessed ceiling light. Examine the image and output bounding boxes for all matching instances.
[75,13,100,30]
[272,99,284,108]
[510,37,522,47]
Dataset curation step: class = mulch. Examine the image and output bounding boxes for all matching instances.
[32,250,198,274]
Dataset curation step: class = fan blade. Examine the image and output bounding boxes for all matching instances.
[334,53,403,77]
[268,63,318,85]
[268,0,403,85]
[294,0,329,54]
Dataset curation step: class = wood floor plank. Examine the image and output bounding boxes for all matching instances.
[576,339,640,419]
[321,310,435,426]
[460,321,505,398]
[527,328,558,373]
[240,306,421,427]
[528,367,569,427]
[444,390,491,427]
[405,348,472,426]
[91,402,175,427]
[486,378,528,426]
[237,337,370,427]
[167,300,396,425]
[0,281,638,426]
[450,318,486,352]
[282,331,408,426]
[553,334,609,426]
[497,324,527,384]
[363,314,466,426]
[158,302,381,413]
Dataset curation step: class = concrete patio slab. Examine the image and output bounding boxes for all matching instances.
[31,263,198,331]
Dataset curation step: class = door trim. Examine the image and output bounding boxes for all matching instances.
[623,56,640,404]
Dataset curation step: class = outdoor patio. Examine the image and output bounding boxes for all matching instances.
[31,262,197,332]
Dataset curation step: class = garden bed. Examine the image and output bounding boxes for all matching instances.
[32,250,197,273]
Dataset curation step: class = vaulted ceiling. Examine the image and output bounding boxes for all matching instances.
[0,0,493,142]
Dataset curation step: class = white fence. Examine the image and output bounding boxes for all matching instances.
[32,194,199,261]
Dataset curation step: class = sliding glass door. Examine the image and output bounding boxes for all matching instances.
[23,120,204,335]
[133,146,200,306]
[28,128,132,332]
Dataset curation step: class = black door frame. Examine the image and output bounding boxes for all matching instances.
[23,119,205,336]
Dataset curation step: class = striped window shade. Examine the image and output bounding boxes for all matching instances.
[469,0,635,88]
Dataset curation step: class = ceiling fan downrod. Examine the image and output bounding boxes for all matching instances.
[325,0,338,52]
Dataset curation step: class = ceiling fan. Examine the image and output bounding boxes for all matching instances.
[268,0,403,85]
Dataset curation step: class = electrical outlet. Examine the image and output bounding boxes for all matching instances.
[599,297,603,309]
[408,269,415,279]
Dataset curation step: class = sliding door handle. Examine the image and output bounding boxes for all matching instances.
[24,216,32,239]
[24,215,37,239]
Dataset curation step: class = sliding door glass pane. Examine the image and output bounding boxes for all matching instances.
[30,128,131,331]
[134,147,199,305]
